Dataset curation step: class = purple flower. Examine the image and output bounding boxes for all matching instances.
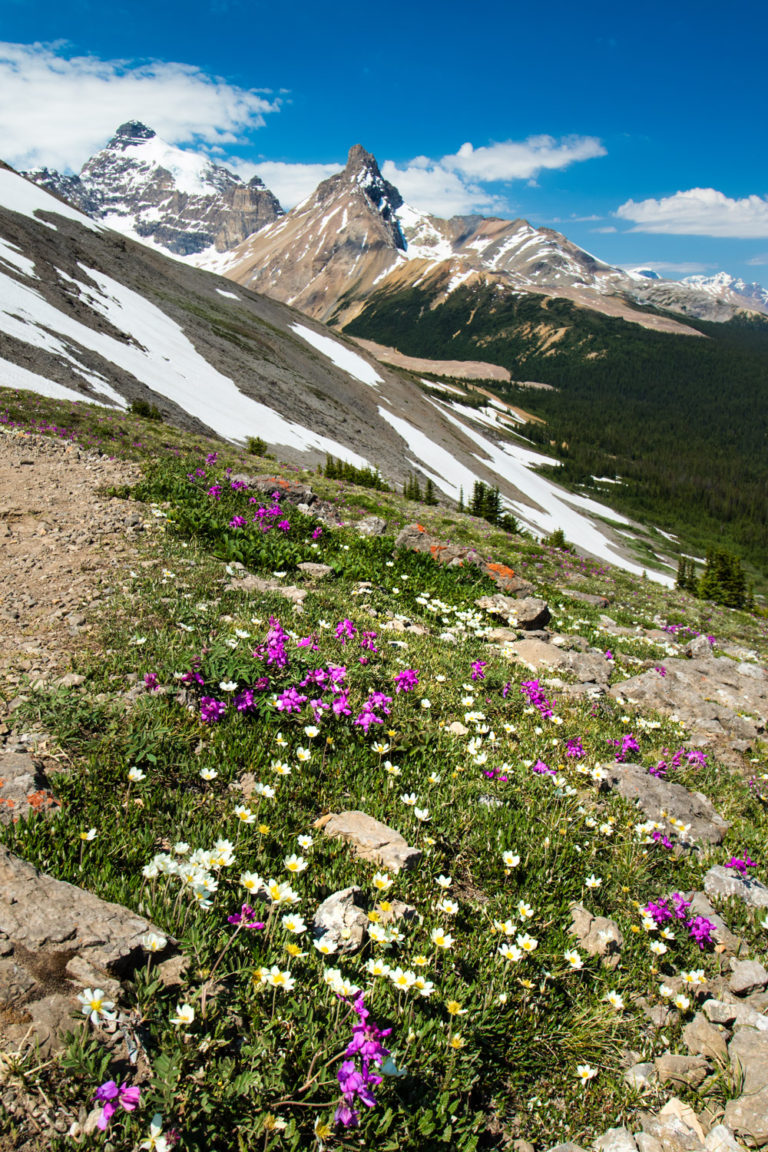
[200,696,226,723]
[470,660,487,681]
[532,759,555,776]
[311,526,323,539]
[521,679,556,720]
[93,1080,141,1131]
[229,515,247,529]
[725,855,757,876]
[335,618,357,644]
[566,737,584,759]
[688,915,716,949]
[394,668,419,694]
[227,904,265,929]
[206,485,222,500]
[277,519,291,532]
[655,665,667,677]
[276,687,308,714]
[144,672,160,691]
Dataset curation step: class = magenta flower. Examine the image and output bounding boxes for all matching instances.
[725,855,757,876]
[470,660,487,681]
[227,904,265,929]
[394,668,419,693]
[143,672,160,691]
[200,696,226,723]
[93,1080,141,1131]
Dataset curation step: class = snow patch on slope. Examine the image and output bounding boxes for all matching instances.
[290,323,383,387]
[0,168,100,232]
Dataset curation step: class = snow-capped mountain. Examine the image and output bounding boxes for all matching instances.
[0,158,675,583]
[680,272,768,316]
[25,122,283,260]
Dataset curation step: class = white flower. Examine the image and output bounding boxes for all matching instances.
[127,766,146,782]
[141,932,168,953]
[435,874,452,889]
[80,827,97,842]
[199,767,218,781]
[297,833,314,850]
[139,1113,169,1152]
[265,966,295,991]
[576,1064,598,1084]
[564,949,583,970]
[170,1003,195,1027]
[414,807,430,822]
[436,898,458,915]
[605,990,625,1009]
[499,942,523,962]
[389,966,417,990]
[585,874,601,889]
[284,854,308,874]
[516,900,534,920]
[517,933,538,953]
[313,935,338,956]
[400,792,417,806]
[420,698,431,710]
[365,957,391,977]
[673,993,692,1012]
[650,940,668,956]
[219,681,238,692]
[430,928,454,950]
[502,850,520,869]
[372,871,393,892]
[77,987,116,1025]
[240,871,264,893]
[281,913,307,934]
[234,804,256,824]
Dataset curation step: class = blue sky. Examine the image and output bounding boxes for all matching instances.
[2,0,767,283]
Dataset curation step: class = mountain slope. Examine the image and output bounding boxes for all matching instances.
[0,160,675,581]
[25,122,283,260]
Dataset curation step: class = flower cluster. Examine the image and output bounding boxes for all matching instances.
[520,679,556,720]
[335,993,392,1128]
[643,893,716,950]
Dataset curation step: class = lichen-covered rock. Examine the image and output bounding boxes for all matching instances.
[730,960,768,997]
[705,865,768,909]
[603,763,729,844]
[568,903,623,967]
[312,887,368,954]
[0,752,60,823]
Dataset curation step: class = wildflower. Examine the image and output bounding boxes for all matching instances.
[389,966,416,990]
[428,772,442,784]
[170,1003,195,1027]
[240,870,264,894]
[93,1080,141,1131]
[227,905,264,929]
[517,933,538,953]
[650,940,668,956]
[516,900,534,920]
[297,833,314,849]
[605,991,624,1009]
[673,993,692,1012]
[394,669,419,694]
[430,928,454,949]
[576,1064,598,1085]
[139,1113,169,1152]
[314,935,338,956]
[199,767,218,781]
[266,879,300,905]
[502,850,520,869]
[420,698,431,710]
[219,680,238,692]
[141,932,168,952]
[494,919,517,936]
[725,855,757,876]
[284,854,308,874]
[127,766,146,783]
[414,976,435,997]
[365,958,391,977]
[449,1033,467,1049]
[400,792,417,807]
[680,969,707,986]
[564,949,583,970]
[412,955,429,967]
[585,874,602,889]
[234,804,256,824]
[80,828,97,842]
[414,807,430,822]
[266,966,296,991]
[436,898,459,915]
[77,988,116,1025]
[372,871,393,892]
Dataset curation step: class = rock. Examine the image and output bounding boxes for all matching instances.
[560,589,611,608]
[55,672,86,688]
[730,961,768,997]
[595,1130,637,1152]
[505,638,611,686]
[655,1053,710,1089]
[0,846,174,1051]
[703,999,768,1033]
[251,477,317,506]
[487,627,521,645]
[635,1136,664,1152]
[624,1062,657,1091]
[704,867,768,910]
[729,1031,768,1095]
[705,1125,749,1152]
[610,656,768,747]
[297,562,333,580]
[446,721,469,736]
[723,1090,768,1148]
[682,1013,729,1065]
[395,524,481,569]
[513,1142,536,1152]
[224,573,307,610]
[315,811,421,871]
[476,594,550,630]
[312,887,368,954]
[568,903,623,967]
[641,1099,707,1151]
[0,752,60,823]
[602,763,729,844]
[546,1144,588,1152]
[356,516,387,537]
[685,636,716,659]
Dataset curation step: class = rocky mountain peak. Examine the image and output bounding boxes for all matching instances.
[108,121,157,148]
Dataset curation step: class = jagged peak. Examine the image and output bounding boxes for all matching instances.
[108,122,157,149]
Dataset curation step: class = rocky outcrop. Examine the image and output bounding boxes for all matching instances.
[0,752,60,822]
[610,656,768,747]
[315,810,421,871]
[603,762,729,844]
[0,846,174,1051]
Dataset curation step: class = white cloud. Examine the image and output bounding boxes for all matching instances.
[382,134,605,218]
[382,160,505,217]
[0,41,279,172]
[746,252,768,266]
[619,261,715,277]
[232,159,341,209]
[616,188,768,238]
[448,135,606,182]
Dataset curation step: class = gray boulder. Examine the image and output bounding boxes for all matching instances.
[603,763,729,844]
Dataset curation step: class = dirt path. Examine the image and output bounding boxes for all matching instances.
[0,428,142,751]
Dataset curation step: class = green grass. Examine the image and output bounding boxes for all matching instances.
[1,391,768,1151]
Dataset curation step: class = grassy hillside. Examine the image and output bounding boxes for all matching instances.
[343,287,768,576]
[1,391,768,1150]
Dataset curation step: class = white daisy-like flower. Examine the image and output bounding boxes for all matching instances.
[605,990,624,1009]
[127,766,146,782]
[576,1064,598,1085]
[564,949,583,970]
[170,1003,195,1027]
[502,850,520,869]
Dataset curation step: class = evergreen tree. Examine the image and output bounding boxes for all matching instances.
[424,477,438,505]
